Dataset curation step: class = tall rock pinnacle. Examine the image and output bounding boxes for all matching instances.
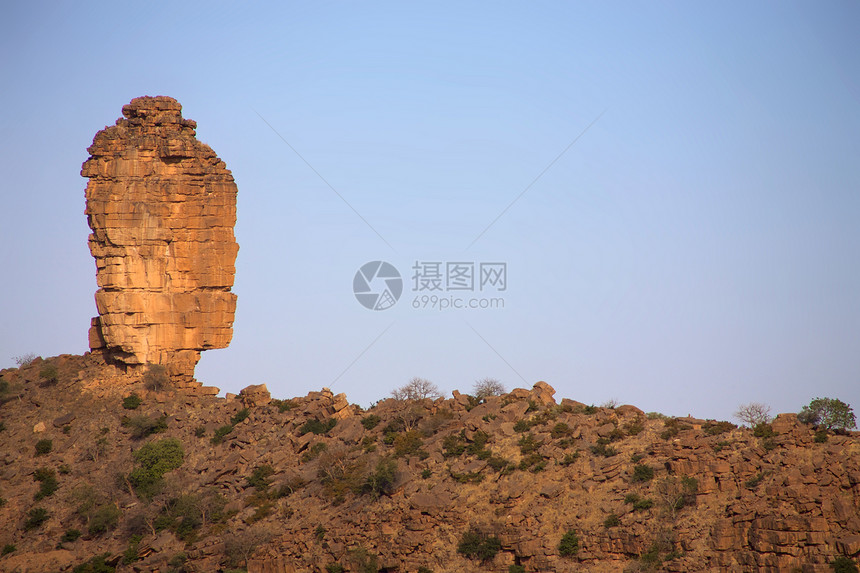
[82,96,239,383]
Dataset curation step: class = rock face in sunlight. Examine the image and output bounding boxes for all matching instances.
[82,96,238,384]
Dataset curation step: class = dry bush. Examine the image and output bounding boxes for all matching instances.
[472,378,505,399]
[391,377,442,401]
[734,402,771,427]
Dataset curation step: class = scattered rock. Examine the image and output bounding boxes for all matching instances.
[240,384,271,407]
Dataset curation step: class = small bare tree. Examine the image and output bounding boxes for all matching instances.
[601,398,620,409]
[13,353,37,367]
[316,447,352,484]
[734,402,772,427]
[655,476,698,521]
[472,378,505,400]
[143,363,169,392]
[223,525,272,568]
[391,377,442,401]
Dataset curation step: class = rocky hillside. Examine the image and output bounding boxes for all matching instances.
[1,353,859,573]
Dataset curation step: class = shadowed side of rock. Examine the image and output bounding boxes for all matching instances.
[82,96,238,384]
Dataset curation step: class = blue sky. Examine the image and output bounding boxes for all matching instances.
[1,1,858,421]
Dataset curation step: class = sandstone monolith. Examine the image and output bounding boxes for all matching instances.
[82,96,238,384]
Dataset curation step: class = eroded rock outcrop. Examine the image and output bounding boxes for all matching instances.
[82,96,238,383]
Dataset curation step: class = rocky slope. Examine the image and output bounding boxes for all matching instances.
[1,354,858,573]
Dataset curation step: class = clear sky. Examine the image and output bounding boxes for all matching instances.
[1,1,858,421]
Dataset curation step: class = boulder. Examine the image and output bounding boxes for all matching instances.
[82,96,239,384]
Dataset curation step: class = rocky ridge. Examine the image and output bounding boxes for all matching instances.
[82,96,239,384]
[0,355,859,573]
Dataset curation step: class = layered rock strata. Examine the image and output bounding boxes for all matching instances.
[82,96,238,383]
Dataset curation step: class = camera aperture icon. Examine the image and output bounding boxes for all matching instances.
[353,261,403,311]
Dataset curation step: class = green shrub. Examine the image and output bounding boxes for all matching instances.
[167,553,188,571]
[703,420,736,435]
[361,414,381,430]
[247,465,275,491]
[230,408,250,425]
[745,472,766,489]
[62,528,82,543]
[640,543,662,567]
[442,433,467,457]
[590,442,618,457]
[452,470,485,483]
[128,438,184,498]
[624,421,645,436]
[753,422,775,438]
[122,534,143,564]
[421,469,432,479]
[631,464,655,483]
[466,430,490,455]
[633,498,654,511]
[143,364,169,391]
[582,404,598,414]
[349,546,379,573]
[488,455,515,474]
[211,424,234,444]
[271,398,296,412]
[393,430,424,457]
[71,553,115,573]
[624,493,654,510]
[24,507,50,530]
[713,440,731,452]
[656,476,699,518]
[325,565,344,573]
[298,418,337,436]
[518,433,542,455]
[40,364,59,383]
[559,529,579,557]
[122,415,168,439]
[509,566,525,573]
[122,394,142,410]
[815,429,829,443]
[2,544,16,556]
[418,568,433,573]
[0,421,5,433]
[35,438,53,456]
[301,441,327,463]
[513,419,530,432]
[799,397,857,430]
[88,503,121,535]
[560,452,580,466]
[604,514,621,528]
[551,422,572,439]
[457,528,502,561]
[34,467,58,500]
[194,425,206,438]
[154,491,224,541]
[831,556,859,573]
[360,458,397,498]
[660,418,692,440]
